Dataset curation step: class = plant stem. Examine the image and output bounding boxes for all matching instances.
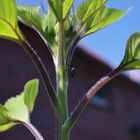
[57,20,68,121]
[20,40,59,111]
[62,67,122,132]
[24,122,44,140]
[66,36,80,66]
[56,17,69,140]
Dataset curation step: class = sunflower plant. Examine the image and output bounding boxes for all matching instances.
[0,0,139,140]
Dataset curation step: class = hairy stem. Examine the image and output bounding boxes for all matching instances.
[62,67,122,132]
[56,20,68,139]
[57,20,68,120]
[24,122,44,140]
[55,15,69,139]
[20,40,59,110]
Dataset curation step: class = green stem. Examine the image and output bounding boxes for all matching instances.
[61,127,70,140]
[20,40,59,111]
[24,122,44,140]
[56,20,69,140]
[62,67,122,133]
[57,21,68,120]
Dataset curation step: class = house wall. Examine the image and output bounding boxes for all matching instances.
[69,49,140,140]
[0,24,140,140]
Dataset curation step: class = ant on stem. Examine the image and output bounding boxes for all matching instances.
[67,63,76,78]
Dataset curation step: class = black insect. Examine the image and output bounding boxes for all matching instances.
[70,66,76,77]
[68,64,76,78]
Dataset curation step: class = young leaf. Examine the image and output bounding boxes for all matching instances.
[43,8,56,36]
[17,5,43,31]
[119,33,140,71]
[0,105,17,132]
[63,0,74,19]
[0,105,9,125]
[47,0,61,20]
[76,0,106,24]
[0,0,23,42]
[17,5,58,59]
[4,94,29,123]
[17,5,58,58]
[0,79,40,132]
[83,6,125,36]
[0,122,17,132]
[24,79,39,113]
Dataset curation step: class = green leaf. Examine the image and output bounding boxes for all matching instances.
[0,122,17,132]
[0,0,23,41]
[17,5,58,59]
[0,79,40,132]
[71,15,78,31]
[0,105,9,125]
[47,0,61,20]
[4,94,29,123]
[119,33,140,70]
[17,5,43,31]
[83,6,125,36]
[63,0,74,19]
[24,79,39,113]
[47,0,74,20]
[76,0,106,24]
[43,8,56,36]
[0,104,17,132]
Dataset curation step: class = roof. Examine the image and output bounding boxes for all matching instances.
[76,44,140,88]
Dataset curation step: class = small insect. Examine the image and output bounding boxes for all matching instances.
[68,64,76,78]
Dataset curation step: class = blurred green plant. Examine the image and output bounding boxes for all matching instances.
[0,79,43,139]
[0,0,139,140]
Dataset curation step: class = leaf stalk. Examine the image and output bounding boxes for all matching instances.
[24,122,44,140]
[62,67,122,132]
[20,40,59,111]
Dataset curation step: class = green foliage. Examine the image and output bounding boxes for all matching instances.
[76,0,106,24]
[83,6,125,36]
[0,79,39,132]
[17,1,126,60]
[0,0,23,42]
[47,0,74,20]
[17,5,43,31]
[0,94,28,132]
[4,94,29,122]
[47,0,61,20]
[0,105,17,132]
[63,0,74,19]
[17,5,58,58]
[119,33,140,71]
[0,122,17,132]
[0,105,9,125]
[24,79,39,113]
[77,6,125,37]
[43,8,56,36]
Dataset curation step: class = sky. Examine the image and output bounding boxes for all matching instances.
[17,0,140,80]
[81,0,140,67]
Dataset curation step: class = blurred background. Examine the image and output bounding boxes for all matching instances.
[0,0,140,140]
